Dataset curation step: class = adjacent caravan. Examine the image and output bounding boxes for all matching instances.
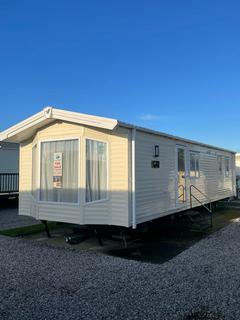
[0,107,236,228]
[0,142,19,173]
[0,142,19,194]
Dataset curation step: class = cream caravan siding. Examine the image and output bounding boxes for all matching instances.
[19,140,32,217]
[19,121,131,227]
[135,130,235,225]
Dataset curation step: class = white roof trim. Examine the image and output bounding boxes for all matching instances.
[0,110,46,141]
[0,106,118,142]
[119,121,235,154]
[51,108,118,130]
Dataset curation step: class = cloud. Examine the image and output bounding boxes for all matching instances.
[138,114,161,121]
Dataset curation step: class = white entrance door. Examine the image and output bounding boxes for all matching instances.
[176,146,187,206]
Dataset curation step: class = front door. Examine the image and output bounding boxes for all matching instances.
[176,146,187,206]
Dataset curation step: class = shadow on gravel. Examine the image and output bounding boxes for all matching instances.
[21,202,240,265]
[0,196,18,210]
[107,204,240,263]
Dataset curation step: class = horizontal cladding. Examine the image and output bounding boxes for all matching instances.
[189,150,234,202]
[83,202,110,224]
[19,142,32,217]
[135,131,235,224]
[136,193,235,226]
[38,121,83,138]
[135,131,176,221]
[38,203,81,224]
[19,195,32,216]
[110,129,130,227]
[19,141,32,192]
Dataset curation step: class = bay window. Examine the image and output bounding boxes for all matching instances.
[86,139,107,203]
[40,139,79,203]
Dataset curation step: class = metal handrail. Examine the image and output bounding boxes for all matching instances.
[178,184,185,202]
[190,184,213,227]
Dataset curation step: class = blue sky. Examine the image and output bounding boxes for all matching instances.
[0,0,240,150]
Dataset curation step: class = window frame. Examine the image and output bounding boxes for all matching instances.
[83,137,109,205]
[189,150,200,179]
[38,137,81,206]
[217,155,223,175]
[225,156,230,177]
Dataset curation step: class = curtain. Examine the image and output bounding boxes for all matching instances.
[40,139,78,203]
[86,139,107,202]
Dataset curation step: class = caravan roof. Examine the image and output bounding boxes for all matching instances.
[0,106,235,154]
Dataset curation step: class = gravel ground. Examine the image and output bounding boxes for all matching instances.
[0,207,40,230]
[1,221,240,319]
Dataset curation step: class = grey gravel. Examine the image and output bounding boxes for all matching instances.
[1,220,240,320]
[0,207,40,230]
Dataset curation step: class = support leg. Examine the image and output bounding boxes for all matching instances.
[121,228,128,249]
[41,220,51,238]
[94,228,103,246]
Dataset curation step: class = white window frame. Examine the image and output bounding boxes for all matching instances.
[189,151,200,179]
[83,137,109,205]
[38,137,81,206]
[225,156,230,177]
[31,143,38,199]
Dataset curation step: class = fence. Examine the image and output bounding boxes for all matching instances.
[0,173,19,193]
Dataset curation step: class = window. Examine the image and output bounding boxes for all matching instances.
[190,151,200,178]
[32,144,38,199]
[217,155,222,174]
[86,139,107,203]
[225,157,230,177]
[40,139,79,203]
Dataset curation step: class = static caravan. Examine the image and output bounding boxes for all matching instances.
[0,107,236,228]
[0,142,19,194]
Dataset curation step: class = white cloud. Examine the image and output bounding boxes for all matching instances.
[138,114,161,121]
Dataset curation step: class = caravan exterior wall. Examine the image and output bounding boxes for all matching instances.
[135,130,235,225]
[19,121,235,228]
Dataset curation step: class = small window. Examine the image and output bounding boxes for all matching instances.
[190,151,200,178]
[86,139,107,203]
[225,157,230,177]
[217,155,222,174]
